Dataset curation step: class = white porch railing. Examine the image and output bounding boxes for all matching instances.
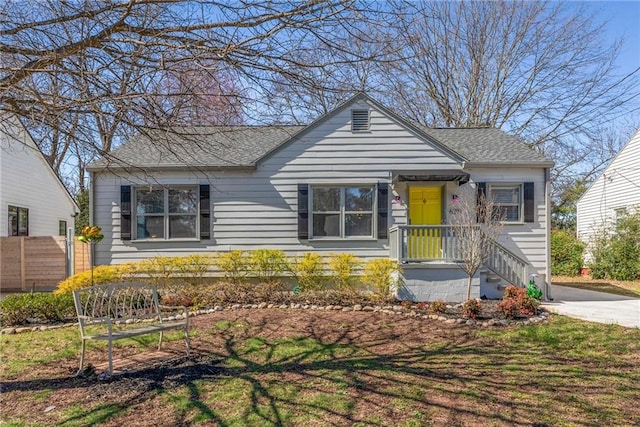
[389,225,531,287]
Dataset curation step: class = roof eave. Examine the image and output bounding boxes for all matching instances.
[465,161,555,168]
[87,164,257,173]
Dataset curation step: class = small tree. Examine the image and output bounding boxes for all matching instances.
[448,184,504,301]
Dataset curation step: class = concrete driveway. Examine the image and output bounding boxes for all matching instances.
[542,284,640,328]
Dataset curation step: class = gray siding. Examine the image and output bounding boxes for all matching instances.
[92,99,549,282]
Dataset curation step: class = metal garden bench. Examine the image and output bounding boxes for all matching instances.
[72,282,190,375]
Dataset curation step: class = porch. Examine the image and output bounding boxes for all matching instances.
[388,225,532,301]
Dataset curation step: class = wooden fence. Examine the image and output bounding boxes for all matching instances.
[74,241,91,276]
[0,236,91,292]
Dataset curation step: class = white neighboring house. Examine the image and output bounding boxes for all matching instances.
[0,114,79,237]
[576,128,640,262]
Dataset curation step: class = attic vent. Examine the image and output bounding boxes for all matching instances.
[351,109,370,132]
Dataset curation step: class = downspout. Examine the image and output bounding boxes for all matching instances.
[88,170,95,267]
[544,167,553,301]
[88,171,94,225]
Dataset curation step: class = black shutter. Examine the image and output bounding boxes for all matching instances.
[476,182,487,222]
[377,183,388,239]
[523,182,534,223]
[120,185,132,241]
[200,184,211,240]
[298,184,309,240]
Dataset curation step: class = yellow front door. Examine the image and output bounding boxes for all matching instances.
[408,187,442,259]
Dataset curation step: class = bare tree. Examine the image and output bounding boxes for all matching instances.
[448,184,504,301]
[0,0,364,186]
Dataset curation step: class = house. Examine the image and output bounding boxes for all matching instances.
[0,114,78,238]
[576,127,640,263]
[87,94,554,302]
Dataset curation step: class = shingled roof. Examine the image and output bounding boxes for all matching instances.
[420,127,551,165]
[88,125,305,170]
[88,97,552,171]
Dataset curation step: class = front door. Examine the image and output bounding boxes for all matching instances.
[408,187,442,259]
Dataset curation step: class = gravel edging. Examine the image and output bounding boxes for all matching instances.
[0,302,551,335]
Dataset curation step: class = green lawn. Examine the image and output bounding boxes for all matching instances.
[1,311,639,426]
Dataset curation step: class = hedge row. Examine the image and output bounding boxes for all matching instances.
[56,251,401,297]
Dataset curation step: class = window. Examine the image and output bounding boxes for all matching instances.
[614,207,627,227]
[134,186,198,239]
[489,184,522,222]
[351,109,370,132]
[59,220,67,236]
[8,206,29,236]
[311,186,374,238]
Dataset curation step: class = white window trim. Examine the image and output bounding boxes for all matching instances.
[133,185,199,241]
[488,183,523,224]
[310,185,376,240]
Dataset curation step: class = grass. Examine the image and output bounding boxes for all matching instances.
[1,313,639,426]
[552,275,640,297]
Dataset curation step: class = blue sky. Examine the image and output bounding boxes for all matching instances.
[578,1,640,132]
[584,1,640,76]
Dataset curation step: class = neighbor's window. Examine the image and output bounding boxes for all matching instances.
[614,207,627,227]
[489,184,522,222]
[59,220,67,236]
[8,205,29,236]
[311,186,374,238]
[135,186,197,239]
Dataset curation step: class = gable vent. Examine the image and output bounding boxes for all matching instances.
[351,109,370,132]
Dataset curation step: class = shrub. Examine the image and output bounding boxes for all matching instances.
[55,264,136,294]
[0,294,31,325]
[291,252,327,292]
[173,254,215,287]
[429,299,447,314]
[138,256,180,287]
[590,212,640,281]
[216,250,250,284]
[498,285,539,319]
[415,302,428,311]
[400,300,413,309]
[550,229,585,276]
[328,253,361,292]
[462,299,481,319]
[0,293,75,326]
[249,249,288,283]
[362,258,401,299]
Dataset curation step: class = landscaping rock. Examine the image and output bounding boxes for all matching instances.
[363,306,374,312]
[258,302,268,309]
[1,328,16,335]
[231,304,241,310]
[353,304,363,311]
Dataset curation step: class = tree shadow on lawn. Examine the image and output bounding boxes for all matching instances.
[2,311,638,426]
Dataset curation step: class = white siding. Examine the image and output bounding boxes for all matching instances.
[0,117,77,237]
[577,129,640,260]
[92,99,549,279]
